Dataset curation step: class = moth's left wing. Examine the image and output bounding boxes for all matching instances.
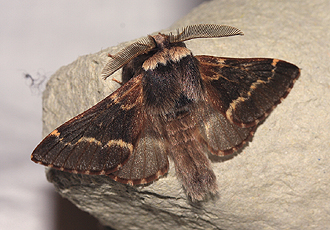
[31,75,145,175]
[196,56,300,128]
[109,123,169,185]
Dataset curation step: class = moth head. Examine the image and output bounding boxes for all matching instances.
[101,24,243,79]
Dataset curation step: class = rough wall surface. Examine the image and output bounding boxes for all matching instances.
[43,0,330,229]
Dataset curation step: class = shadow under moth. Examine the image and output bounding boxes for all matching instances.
[31,24,300,201]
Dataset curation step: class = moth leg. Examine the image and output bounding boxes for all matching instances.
[111,78,123,85]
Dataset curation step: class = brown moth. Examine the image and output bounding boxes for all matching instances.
[31,24,300,201]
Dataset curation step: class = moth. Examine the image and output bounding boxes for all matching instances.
[31,24,300,201]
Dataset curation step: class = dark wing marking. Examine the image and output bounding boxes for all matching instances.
[110,123,169,185]
[197,56,300,127]
[31,74,144,175]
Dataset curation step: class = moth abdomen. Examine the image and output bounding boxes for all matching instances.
[168,136,218,201]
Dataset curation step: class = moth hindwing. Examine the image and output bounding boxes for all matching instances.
[31,24,300,201]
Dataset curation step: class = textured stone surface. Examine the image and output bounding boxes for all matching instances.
[42,0,330,229]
